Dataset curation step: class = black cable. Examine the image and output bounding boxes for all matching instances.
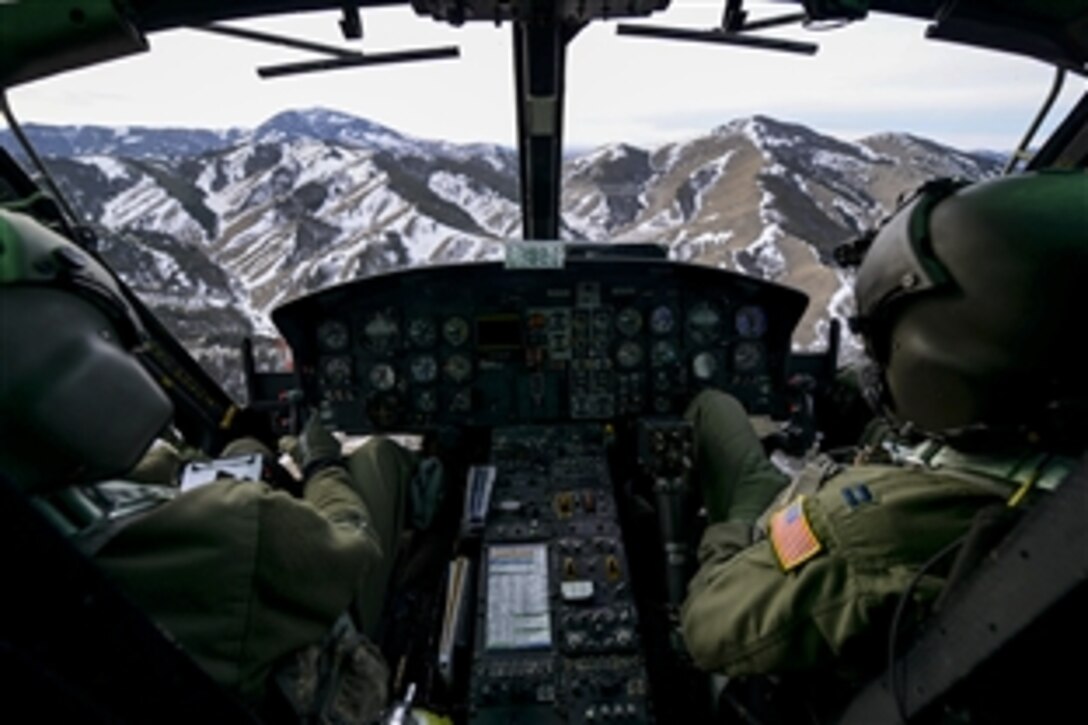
[0,92,84,231]
[1003,66,1066,175]
[887,534,969,723]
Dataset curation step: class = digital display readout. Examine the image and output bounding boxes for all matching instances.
[476,315,523,350]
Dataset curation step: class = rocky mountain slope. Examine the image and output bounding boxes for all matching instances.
[1,109,1000,399]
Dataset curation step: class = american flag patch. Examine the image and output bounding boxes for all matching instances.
[769,497,823,572]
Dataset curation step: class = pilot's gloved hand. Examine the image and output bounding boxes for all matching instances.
[296,412,345,480]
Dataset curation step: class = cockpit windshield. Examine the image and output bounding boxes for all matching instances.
[1,1,1083,400]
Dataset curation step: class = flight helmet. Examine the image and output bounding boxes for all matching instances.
[852,170,1088,446]
[0,210,173,492]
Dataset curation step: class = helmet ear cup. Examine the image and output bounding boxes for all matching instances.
[0,287,173,493]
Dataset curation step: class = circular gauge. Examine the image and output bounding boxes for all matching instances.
[368,363,396,392]
[616,341,644,369]
[687,301,722,345]
[692,351,718,381]
[316,320,349,352]
[615,307,643,337]
[407,316,437,348]
[321,356,352,385]
[649,305,675,335]
[409,355,438,384]
[414,388,437,413]
[733,341,765,372]
[449,387,472,413]
[735,305,768,339]
[443,316,470,347]
[362,310,399,354]
[443,354,473,383]
[651,340,678,368]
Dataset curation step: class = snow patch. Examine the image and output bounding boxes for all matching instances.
[85,155,130,181]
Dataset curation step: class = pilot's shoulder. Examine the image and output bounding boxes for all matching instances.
[806,464,1007,568]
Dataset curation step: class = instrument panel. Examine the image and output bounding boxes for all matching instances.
[272,258,808,433]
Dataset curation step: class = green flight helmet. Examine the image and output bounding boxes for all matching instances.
[853,170,1088,445]
[0,210,173,493]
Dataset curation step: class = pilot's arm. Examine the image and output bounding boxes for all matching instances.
[680,391,1006,675]
[95,418,413,701]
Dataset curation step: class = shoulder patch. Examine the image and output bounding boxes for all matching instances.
[840,483,875,510]
[769,497,823,572]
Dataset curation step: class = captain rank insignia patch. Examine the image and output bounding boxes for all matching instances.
[769,497,823,572]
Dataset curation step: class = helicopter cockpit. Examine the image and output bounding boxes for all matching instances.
[2,1,1087,724]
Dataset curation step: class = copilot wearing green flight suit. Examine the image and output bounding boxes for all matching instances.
[0,208,428,713]
[680,170,1088,681]
[91,429,418,703]
[680,390,1015,676]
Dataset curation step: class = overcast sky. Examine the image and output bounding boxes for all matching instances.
[7,1,1085,151]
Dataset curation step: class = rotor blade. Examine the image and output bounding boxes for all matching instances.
[193,23,362,58]
[257,46,460,78]
[616,24,818,56]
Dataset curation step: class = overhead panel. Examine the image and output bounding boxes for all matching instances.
[411,1,670,24]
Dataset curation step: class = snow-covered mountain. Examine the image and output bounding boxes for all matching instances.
[1,108,1000,398]
[561,115,998,347]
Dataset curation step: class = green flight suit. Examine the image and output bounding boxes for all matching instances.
[93,437,416,702]
[680,390,1010,678]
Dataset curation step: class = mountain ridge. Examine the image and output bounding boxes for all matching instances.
[1,109,1001,398]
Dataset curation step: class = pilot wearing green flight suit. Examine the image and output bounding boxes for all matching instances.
[0,208,434,718]
[680,171,1087,684]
